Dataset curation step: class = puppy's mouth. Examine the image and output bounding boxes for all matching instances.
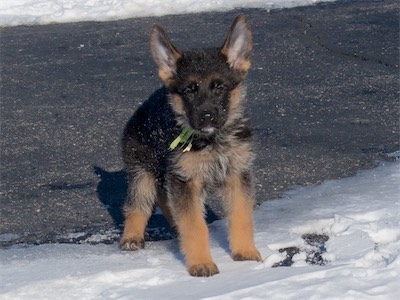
[200,126,216,135]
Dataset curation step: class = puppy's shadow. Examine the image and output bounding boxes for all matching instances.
[94,166,126,227]
[94,166,220,242]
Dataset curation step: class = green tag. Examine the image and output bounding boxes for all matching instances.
[169,128,194,151]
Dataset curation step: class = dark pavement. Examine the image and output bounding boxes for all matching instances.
[1,0,399,246]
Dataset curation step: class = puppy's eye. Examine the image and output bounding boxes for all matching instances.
[211,81,228,94]
[182,82,199,95]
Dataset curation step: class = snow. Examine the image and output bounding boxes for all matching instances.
[0,0,335,27]
[1,160,399,300]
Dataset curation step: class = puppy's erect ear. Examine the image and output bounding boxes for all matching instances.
[220,15,253,74]
[150,25,181,84]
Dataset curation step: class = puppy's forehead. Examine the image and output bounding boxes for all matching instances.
[175,49,239,84]
[177,50,226,73]
[180,75,223,89]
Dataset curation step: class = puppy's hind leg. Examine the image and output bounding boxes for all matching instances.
[120,170,157,251]
[157,190,176,230]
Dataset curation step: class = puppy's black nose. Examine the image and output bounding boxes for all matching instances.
[200,110,215,123]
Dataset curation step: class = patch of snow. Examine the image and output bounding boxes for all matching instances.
[1,161,399,299]
[0,0,335,27]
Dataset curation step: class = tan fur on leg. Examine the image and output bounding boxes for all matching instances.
[174,180,219,277]
[179,210,219,276]
[120,209,148,250]
[121,171,156,250]
[158,196,176,229]
[222,173,262,262]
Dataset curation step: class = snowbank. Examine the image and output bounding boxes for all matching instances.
[0,0,334,27]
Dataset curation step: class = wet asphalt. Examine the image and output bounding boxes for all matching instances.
[0,0,398,246]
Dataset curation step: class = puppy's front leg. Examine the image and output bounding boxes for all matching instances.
[169,177,219,277]
[222,172,262,262]
[120,171,157,251]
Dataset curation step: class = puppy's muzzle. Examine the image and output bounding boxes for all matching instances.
[199,109,217,133]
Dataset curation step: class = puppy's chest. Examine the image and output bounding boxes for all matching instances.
[175,141,252,184]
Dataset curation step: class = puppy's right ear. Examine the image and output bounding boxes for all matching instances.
[150,25,181,84]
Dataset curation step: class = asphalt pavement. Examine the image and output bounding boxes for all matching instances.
[1,0,398,246]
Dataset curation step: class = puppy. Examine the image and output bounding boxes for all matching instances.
[120,15,261,277]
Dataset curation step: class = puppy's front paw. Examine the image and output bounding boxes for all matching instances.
[120,237,145,251]
[188,262,220,277]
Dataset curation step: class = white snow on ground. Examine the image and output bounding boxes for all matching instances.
[1,160,399,300]
[0,0,334,27]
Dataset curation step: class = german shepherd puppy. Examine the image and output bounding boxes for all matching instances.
[120,15,261,277]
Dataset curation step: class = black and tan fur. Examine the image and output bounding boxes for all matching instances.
[120,15,262,277]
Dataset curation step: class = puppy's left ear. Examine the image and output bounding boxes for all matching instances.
[220,14,253,74]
